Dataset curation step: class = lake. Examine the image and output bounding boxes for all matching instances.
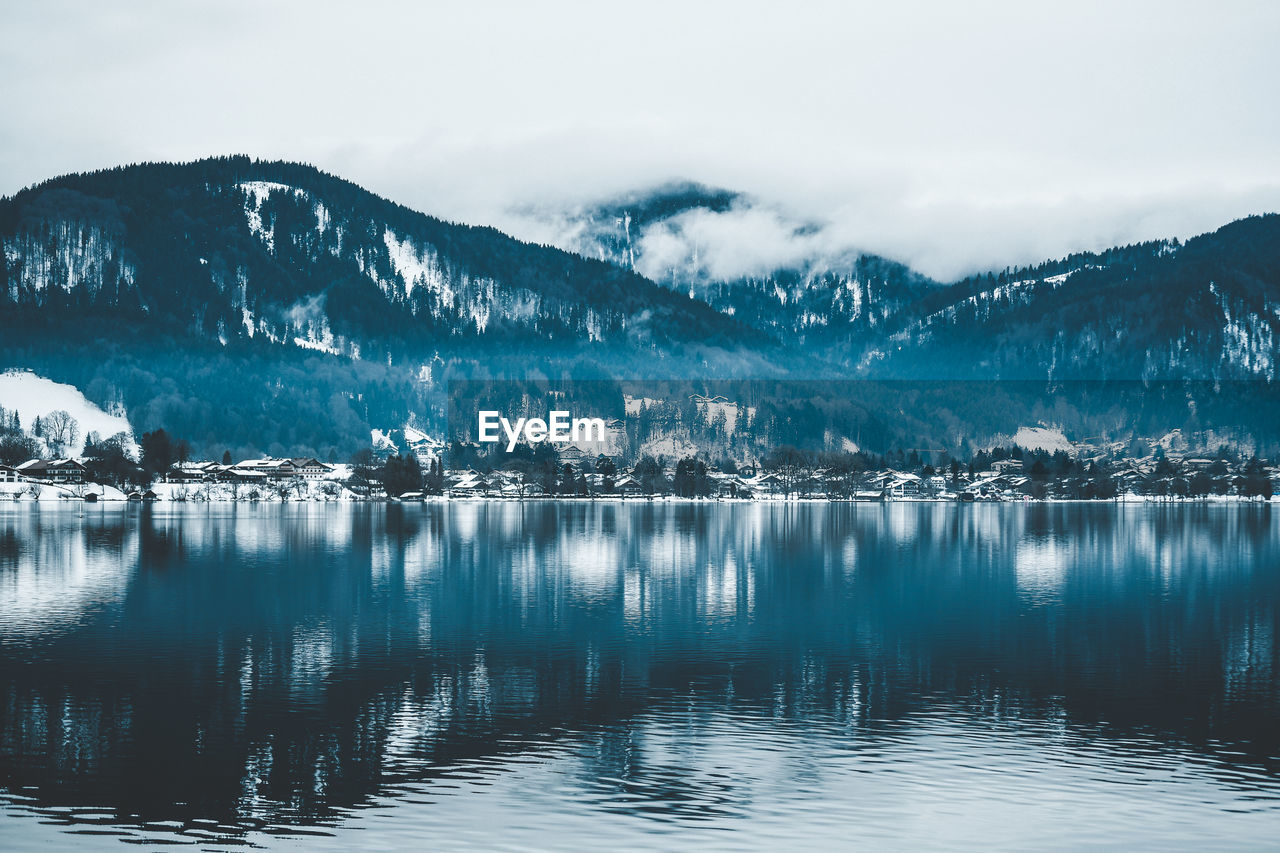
[1,502,1278,850]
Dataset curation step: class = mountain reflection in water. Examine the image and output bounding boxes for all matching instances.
[0,503,1277,850]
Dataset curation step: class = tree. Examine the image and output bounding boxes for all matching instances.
[83,432,144,489]
[424,457,444,495]
[140,429,183,476]
[222,449,233,465]
[0,433,41,466]
[1189,471,1213,497]
[673,457,696,497]
[1239,457,1274,499]
[764,445,811,496]
[821,452,865,497]
[633,455,666,494]
[673,457,711,497]
[692,458,710,496]
[381,453,422,497]
[347,448,379,496]
[42,410,79,456]
[532,443,559,494]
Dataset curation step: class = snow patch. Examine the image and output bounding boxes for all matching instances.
[0,370,134,455]
[1006,426,1072,454]
[239,181,307,253]
[638,435,700,461]
[383,229,454,303]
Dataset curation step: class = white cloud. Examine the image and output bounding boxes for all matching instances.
[2,0,1279,279]
[635,205,827,283]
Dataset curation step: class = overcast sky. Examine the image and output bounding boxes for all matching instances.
[3,0,1279,279]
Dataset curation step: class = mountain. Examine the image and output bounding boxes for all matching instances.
[516,182,938,353]
[2,158,1279,458]
[0,158,774,458]
[529,184,1280,380]
[870,215,1280,380]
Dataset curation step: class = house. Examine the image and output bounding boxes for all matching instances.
[0,465,28,484]
[1113,467,1147,493]
[870,470,922,498]
[288,457,333,480]
[234,458,297,480]
[891,477,922,497]
[500,481,544,497]
[993,459,1023,474]
[232,457,332,481]
[558,446,588,466]
[16,458,86,484]
[613,475,643,496]
[925,475,949,494]
[167,461,223,483]
[403,426,446,466]
[968,474,1030,498]
[712,476,757,499]
[743,472,785,495]
[448,471,486,496]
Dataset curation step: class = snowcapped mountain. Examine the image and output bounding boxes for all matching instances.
[868,215,1280,380]
[518,183,1280,381]
[0,159,770,456]
[511,182,937,349]
[0,159,753,364]
[1,157,1278,457]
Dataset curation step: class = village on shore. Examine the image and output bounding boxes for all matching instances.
[1,421,1276,504]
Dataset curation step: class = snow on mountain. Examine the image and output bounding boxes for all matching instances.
[3,219,136,301]
[0,369,134,455]
[1005,427,1072,454]
[382,228,453,303]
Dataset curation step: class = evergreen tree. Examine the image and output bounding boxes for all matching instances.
[381,453,422,497]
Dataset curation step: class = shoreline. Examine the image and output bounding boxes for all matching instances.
[1,491,1274,506]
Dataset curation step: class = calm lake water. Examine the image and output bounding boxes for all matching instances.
[0,502,1278,850]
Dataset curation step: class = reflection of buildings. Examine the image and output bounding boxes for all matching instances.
[0,503,1277,840]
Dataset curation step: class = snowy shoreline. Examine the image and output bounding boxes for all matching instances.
[0,482,1273,506]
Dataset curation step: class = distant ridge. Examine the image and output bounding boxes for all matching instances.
[1,156,1278,455]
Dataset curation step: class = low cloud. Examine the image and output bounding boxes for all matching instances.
[285,293,327,329]
[4,2,1279,282]
[634,205,828,283]
[503,179,1280,284]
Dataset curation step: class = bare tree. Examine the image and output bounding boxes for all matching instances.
[764,445,813,497]
[274,478,300,502]
[42,410,79,456]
